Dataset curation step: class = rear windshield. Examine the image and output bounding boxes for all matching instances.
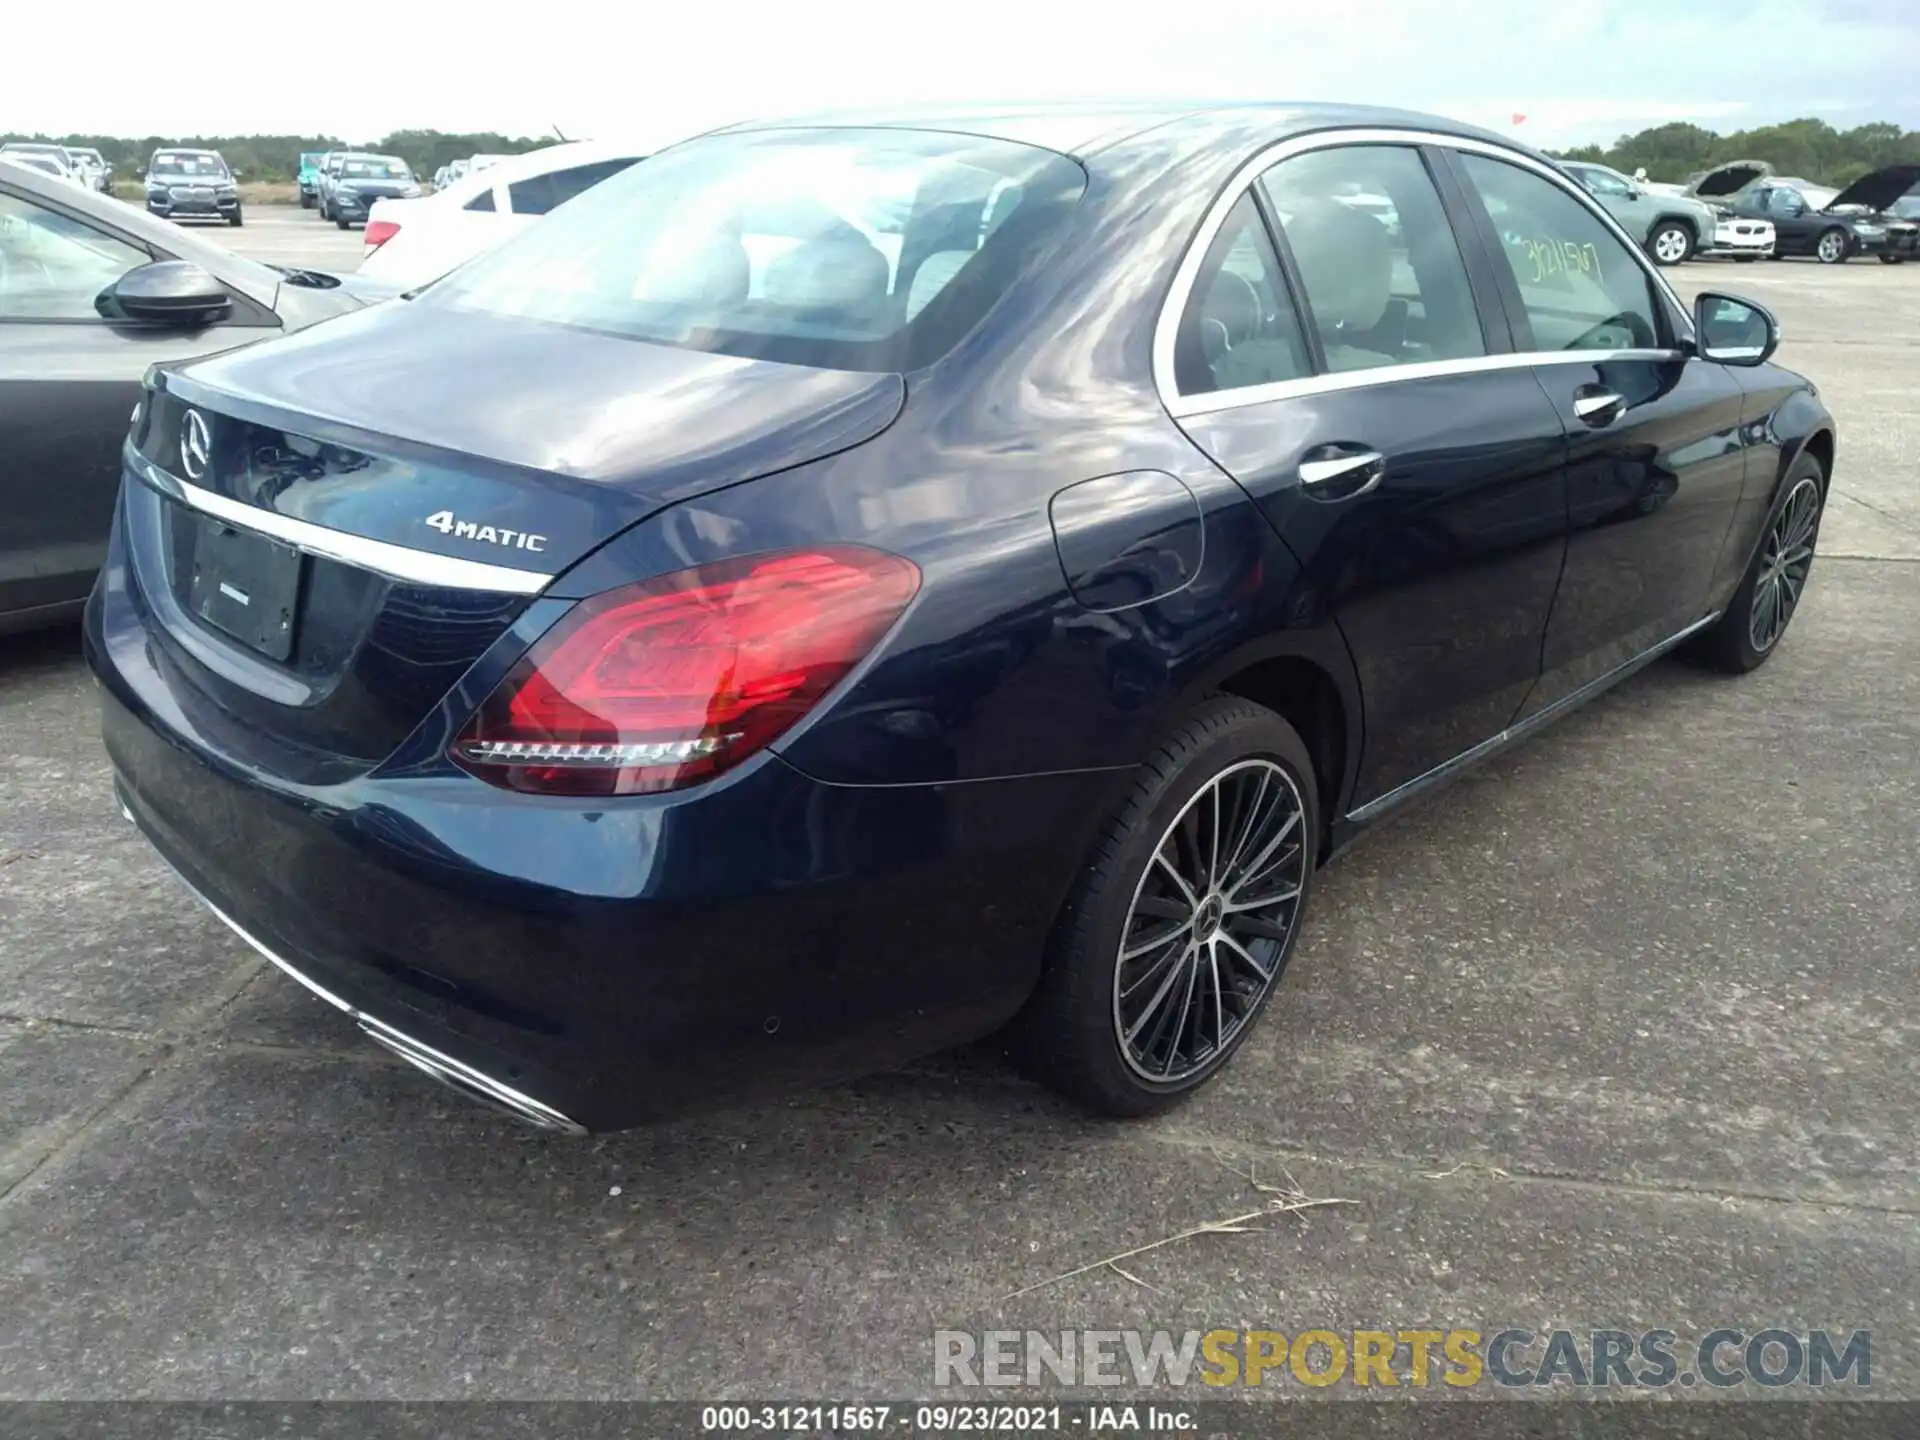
[343,157,410,179]
[151,154,227,178]
[422,127,1086,372]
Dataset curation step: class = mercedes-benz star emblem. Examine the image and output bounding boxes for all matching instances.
[180,409,211,482]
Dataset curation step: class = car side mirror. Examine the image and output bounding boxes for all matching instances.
[96,261,233,328]
[1693,291,1778,367]
[1625,185,1642,200]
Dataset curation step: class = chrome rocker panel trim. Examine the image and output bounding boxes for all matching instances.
[1345,611,1721,825]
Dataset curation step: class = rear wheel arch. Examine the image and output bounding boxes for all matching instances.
[1213,654,1352,858]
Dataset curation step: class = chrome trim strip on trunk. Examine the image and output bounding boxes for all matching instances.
[122,792,586,1135]
[1344,611,1721,825]
[125,445,553,596]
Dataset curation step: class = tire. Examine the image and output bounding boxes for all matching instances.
[336,215,349,230]
[1688,452,1825,674]
[1815,228,1850,264]
[1011,697,1320,1116]
[227,208,243,228]
[1879,253,1905,265]
[1648,221,1694,267]
[299,193,314,210]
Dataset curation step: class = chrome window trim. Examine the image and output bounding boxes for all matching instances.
[125,446,553,596]
[1170,346,1684,418]
[1153,126,1696,418]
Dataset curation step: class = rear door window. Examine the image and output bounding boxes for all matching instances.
[1258,145,1487,371]
[1172,193,1310,395]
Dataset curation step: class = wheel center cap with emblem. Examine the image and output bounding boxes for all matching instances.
[1196,894,1224,936]
[180,409,210,481]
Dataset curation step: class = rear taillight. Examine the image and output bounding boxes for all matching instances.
[363,219,400,250]
[452,546,919,796]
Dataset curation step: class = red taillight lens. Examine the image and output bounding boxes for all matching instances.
[363,219,400,250]
[453,546,920,796]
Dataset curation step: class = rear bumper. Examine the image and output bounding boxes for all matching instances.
[86,554,1114,1130]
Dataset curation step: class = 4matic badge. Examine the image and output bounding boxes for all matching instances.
[424,511,547,552]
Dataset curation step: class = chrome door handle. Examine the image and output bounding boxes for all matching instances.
[1298,450,1385,493]
[1573,392,1626,425]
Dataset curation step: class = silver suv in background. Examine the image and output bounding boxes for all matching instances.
[1559,161,1762,264]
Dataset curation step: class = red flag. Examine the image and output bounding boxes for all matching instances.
[1511,112,1528,125]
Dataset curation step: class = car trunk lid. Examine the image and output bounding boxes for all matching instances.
[124,301,904,776]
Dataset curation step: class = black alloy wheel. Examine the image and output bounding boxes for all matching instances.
[1012,698,1319,1116]
[1691,453,1825,673]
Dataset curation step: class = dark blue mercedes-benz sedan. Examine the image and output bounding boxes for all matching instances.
[87,102,1835,1132]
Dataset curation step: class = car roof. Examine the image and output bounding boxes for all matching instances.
[713,99,1522,162]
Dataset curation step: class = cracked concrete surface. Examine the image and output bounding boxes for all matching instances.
[0,254,1914,1400]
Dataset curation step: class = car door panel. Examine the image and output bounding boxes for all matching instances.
[1441,148,1751,718]
[1520,355,1748,713]
[0,322,251,621]
[1168,142,1570,808]
[1180,370,1569,803]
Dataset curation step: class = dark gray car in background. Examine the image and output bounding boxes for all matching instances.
[0,159,393,634]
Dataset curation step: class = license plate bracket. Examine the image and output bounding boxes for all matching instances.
[187,517,303,661]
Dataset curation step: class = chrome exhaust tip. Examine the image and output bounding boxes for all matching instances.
[135,837,588,1136]
[358,1021,587,1136]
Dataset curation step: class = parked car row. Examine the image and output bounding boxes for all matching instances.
[1687,160,1920,265]
[1559,159,1919,267]
[0,153,393,633]
[307,151,423,229]
[432,153,512,190]
[0,142,112,192]
[360,139,645,285]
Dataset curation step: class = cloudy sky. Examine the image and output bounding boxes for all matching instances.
[12,0,1917,149]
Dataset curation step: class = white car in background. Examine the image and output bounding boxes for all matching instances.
[0,143,81,185]
[66,147,113,192]
[357,140,652,286]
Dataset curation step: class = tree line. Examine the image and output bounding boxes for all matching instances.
[0,129,556,181]
[12,116,1916,192]
[1553,117,1920,188]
